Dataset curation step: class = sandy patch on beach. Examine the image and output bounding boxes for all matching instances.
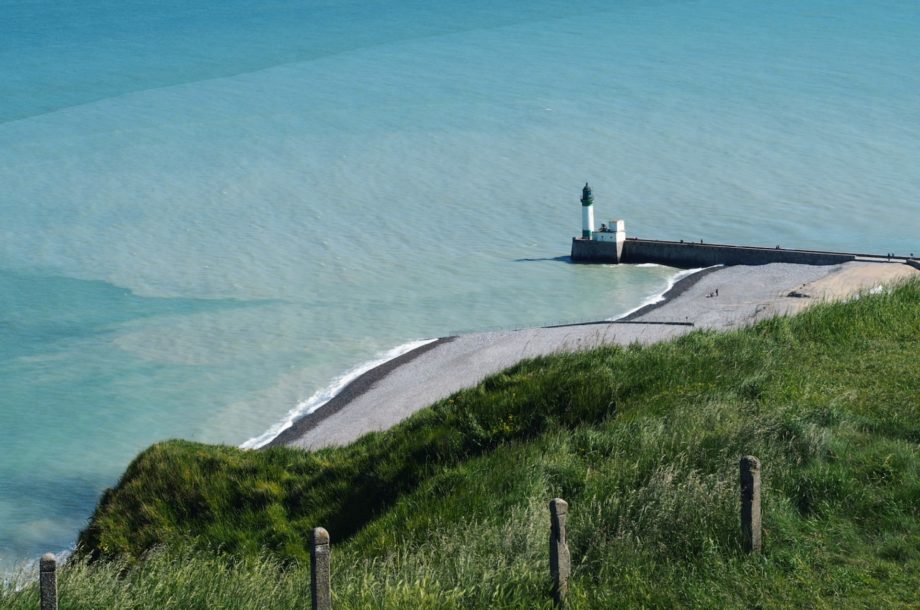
[792,261,918,303]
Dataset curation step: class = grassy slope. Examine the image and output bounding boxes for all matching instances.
[4,280,920,608]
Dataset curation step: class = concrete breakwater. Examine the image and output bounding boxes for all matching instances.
[571,237,898,268]
[571,183,912,268]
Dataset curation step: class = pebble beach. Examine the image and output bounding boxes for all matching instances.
[274,261,918,450]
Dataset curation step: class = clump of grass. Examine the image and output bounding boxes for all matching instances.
[0,548,307,610]
[3,279,917,607]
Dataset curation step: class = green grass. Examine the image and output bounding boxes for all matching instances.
[4,279,920,608]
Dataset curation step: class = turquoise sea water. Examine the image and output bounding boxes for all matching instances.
[1,0,919,570]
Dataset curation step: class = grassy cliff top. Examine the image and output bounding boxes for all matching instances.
[7,279,920,608]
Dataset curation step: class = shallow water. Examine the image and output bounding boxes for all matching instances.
[1,0,918,569]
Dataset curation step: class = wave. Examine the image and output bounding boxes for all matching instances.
[608,265,716,321]
[240,338,437,449]
[1,549,71,588]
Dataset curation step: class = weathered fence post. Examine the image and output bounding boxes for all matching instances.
[311,527,332,610]
[549,498,570,607]
[39,553,57,610]
[740,456,762,554]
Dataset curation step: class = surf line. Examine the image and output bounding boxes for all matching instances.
[241,338,440,450]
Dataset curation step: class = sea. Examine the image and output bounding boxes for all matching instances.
[1,0,918,572]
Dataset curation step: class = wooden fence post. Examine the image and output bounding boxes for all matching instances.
[549,498,570,607]
[311,527,332,610]
[740,456,762,553]
[39,553,57,610]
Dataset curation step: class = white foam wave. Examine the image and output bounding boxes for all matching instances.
[240,338,437,449]
[1,549,71,588]
[608,265,719,321]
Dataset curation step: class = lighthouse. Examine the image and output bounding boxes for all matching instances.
[575,183,627,261]
[581,182,595,239]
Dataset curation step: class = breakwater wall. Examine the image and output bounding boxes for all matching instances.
[572,238,858,268]
[907,259,920,272]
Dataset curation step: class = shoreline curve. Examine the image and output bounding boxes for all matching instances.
[266,337,456,448]
[263,266,711,449]
[266,260,917,451]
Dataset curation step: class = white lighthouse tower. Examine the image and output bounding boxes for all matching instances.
[581,182,595,239]
[578,183,627,260]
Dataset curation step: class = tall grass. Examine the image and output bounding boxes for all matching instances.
[3,280,919,608]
